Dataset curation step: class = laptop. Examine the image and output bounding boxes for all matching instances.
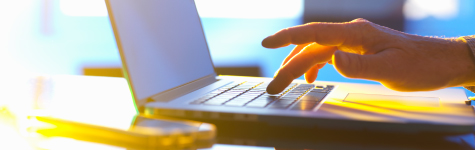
[104,0,475,134]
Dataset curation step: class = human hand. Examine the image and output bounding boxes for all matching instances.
[263,18,475,94]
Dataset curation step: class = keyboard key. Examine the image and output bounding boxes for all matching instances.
[237,86,248,88]
[209,91,223,95]
[240,92,262,96]
[254,85,266,87]
[229,89,247,92]
[227,89,239,92]
[205,92,220,96]
[283,84,297,90]
[203,101,225,105]
[246,90,265,94]
[228,97,252,103]
[310,86,333,93]
[215,94,238,99]
[281,94,301,98]
[224,102,247,107]
[278,97,298,102]
[250,101,274,105]
[254,95,273,100]
[294,84,314,90]
[221,85,235,89]
[236,96,258,100]
[300,92,327,102]
[268,101,293,109]
[286,85,312,94]
[237,84,255,86]
[259,94,279,99]
[288,90,306,93]
[291,101,318,110]
[268,104,289,109]
[239,95,262,99]
[295,101,318,105]
[247,100,270,104]
[190,101,203,104]
[246,102,268,108]
[276,100,296,105]
[252,98,275,103]
[221,85,233,88]
[290,105,316,111]
[282,93,300,96]
[285,91,303,95]
[269,100,291,105]
[242,82,261,85]
[208,97,230,101]
[206,97,229,101]
[310,89,326,93]
[297,84,314,87]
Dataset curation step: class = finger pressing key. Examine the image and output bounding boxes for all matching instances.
[267,44,337,94]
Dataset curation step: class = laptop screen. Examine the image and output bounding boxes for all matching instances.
[107,0,215,101]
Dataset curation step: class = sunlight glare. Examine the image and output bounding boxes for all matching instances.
[195,0,304,19]
[403,0,459,20]
[59,0,108,17]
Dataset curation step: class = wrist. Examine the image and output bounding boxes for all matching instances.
[449,37,475,87]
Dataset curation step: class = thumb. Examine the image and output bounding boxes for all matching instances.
[333,50,392,81]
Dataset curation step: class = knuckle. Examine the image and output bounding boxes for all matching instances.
[346,19,379,45]
[348,18,375,30]
[354,20,375,30]
[352,18,369,23]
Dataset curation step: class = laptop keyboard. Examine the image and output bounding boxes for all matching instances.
[190,81,334,111]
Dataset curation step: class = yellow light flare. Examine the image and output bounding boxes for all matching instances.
[321,98,473,124]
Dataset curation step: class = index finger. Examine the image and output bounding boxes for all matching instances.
[262,19,373,49]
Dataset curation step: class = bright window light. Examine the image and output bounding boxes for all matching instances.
[59,0,108,17]
[195,0,304,19]
[59,0,304,18]
[403,0,459,20]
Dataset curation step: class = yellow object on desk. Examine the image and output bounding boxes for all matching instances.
[30,114,215,149]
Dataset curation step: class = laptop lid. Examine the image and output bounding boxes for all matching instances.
[105,0,217,112]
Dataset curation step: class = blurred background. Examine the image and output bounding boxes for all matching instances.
[1,0,475,95]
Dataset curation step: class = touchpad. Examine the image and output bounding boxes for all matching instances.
[343,93,440,107]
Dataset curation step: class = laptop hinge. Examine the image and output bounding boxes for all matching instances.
[148,74,216,103]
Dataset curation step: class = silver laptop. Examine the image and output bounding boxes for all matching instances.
[105,0,475,133]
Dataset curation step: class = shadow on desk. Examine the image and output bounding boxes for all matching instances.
[208,120,475,150]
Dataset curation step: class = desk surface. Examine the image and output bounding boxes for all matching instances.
[0,75,472,150]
